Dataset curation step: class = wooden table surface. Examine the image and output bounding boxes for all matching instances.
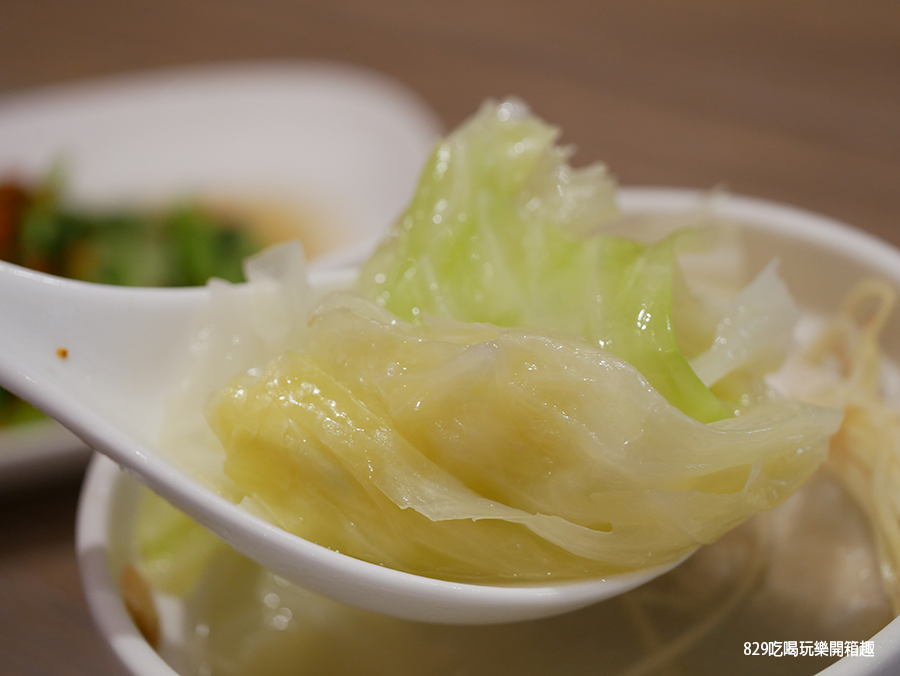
[0,1,898,674]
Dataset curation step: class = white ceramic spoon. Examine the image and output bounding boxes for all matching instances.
[0,259,684,624]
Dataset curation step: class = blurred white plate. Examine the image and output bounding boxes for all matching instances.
[0,61,443,491]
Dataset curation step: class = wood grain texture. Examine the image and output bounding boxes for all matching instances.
[0,2,898,674]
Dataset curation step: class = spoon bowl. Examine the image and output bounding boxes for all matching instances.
[0,256,682,624]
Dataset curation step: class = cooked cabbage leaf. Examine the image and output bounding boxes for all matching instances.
[357,100,726,421]
[160,100,844,584]
[208,294,840,582]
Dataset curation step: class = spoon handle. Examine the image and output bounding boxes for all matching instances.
[0,261,206,444]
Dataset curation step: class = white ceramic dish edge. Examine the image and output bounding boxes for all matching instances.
[0,61,443,492]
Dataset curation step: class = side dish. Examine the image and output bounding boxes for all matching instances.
[0,174,262,427]
[162,101,842,583]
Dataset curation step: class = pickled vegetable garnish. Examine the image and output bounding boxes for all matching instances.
[163,100,844,583]
[0,173,264,427]
[208,293,840,581]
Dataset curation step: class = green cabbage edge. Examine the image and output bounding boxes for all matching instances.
[357,101,727,422]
